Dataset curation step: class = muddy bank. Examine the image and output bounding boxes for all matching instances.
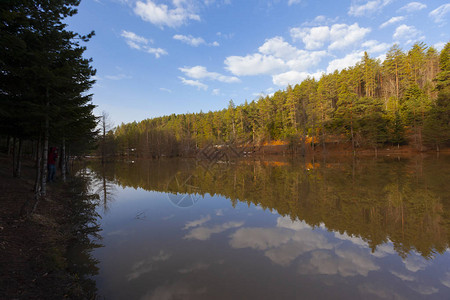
[0,155,100,299]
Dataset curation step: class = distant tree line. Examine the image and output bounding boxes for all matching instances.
[0,0,97,210]
[109,42,450,158]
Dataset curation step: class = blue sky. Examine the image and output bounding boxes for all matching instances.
[67,0,450,126]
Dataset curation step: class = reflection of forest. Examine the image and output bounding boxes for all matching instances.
[88,155,450,258]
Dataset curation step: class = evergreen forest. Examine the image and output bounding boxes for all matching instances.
[109,42,450,158]
[0,0,97,202]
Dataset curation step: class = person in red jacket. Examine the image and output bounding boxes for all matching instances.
[47,147,58,182]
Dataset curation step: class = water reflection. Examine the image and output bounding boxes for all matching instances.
[87,155,450,299]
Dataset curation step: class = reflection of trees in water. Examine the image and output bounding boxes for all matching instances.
[87,162,117,213]
[64,174,103,298]
[87,156,450,258]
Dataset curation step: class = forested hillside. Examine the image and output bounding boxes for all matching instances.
[108,42,450,158]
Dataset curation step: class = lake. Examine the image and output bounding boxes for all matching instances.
[85,154,450,299]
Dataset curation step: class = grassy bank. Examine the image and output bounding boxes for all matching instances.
[0,154,100,299]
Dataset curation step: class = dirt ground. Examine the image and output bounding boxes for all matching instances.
[0,154,90,299]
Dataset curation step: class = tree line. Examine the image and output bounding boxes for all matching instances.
[0,0,97,211]
[109,42,450,158]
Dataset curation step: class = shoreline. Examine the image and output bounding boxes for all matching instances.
[0,155,98,299]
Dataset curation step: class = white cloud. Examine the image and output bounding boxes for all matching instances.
[393,24,420,41]
[173,34,219,47]
[146,47,168,58]
[288,0,301,5]
[105,74,132,80]
[134,0,200,28]
[173,34,206,46]
[290,23,370,50]
[301,15,339,27]
[179,77,208,90]
[160,87,172,93]
[260,37,327,70]
[398,2,426,13]
[272,71,323,86]
[429,4,450,24]
[362,40,391,54]
[212,89,220,95]
[225,53,286,76]
[379,16,405,28]
[184,221,244,240]
[225,37,326,80]
[434,42,446,51]
[179,66,240,83]
[183,215,211,230]
[259,36,300,60]
[326,51,364,73]
[253,87,276,99]
[121,30,167,58]
[121,30,149,47]
[348,0,392,17]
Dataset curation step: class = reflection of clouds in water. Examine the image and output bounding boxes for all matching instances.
[184,221,244,241]
[230,227,293,250]
[230,217,379,275]
[107,229,127,236]
[277,217,311,230]
[178,262,210,274]
[403,254,428,272]
[153,250,171,261]
[334,231,368,248]
[127,250,171,281]
[162,214,175,220]
[441,272,450,288]
[141,282,206,300]
[371,242,396,258]
[390,270,416,281]
[334,231,396,258]
[408,284,439,295]
[358,283,407,300]
[183,215,211,230]
[230,217,332,266]
[299,248,379,277]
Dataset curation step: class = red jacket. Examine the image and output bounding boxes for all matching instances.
[48,148,58,165]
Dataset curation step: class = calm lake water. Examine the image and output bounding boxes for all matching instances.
[85,155,450,299]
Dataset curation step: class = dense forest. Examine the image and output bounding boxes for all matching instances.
[88,156,450,259]
[108,42,450,158]
[0,0,97,207]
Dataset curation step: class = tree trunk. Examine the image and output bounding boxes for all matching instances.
[34,135,42,195]
[41,97,49,196]
[14,138,23,177]
[61,136,66,182]
[6,135,11,156]
[12,136,16,176]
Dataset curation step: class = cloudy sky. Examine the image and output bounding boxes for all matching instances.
[67,0,450,125]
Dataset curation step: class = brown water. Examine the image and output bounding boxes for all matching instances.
[86,155,450,299]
